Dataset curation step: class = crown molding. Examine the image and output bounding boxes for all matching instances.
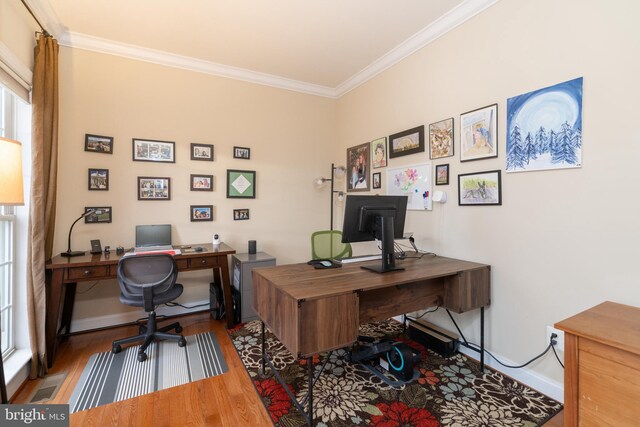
[334,0,500,97]
[23,0,66,38]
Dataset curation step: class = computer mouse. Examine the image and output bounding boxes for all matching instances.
[194,246,203,252]
[320,260,332,267]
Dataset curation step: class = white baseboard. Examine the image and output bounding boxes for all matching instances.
[458,345,564,403]
[69,299,210,333]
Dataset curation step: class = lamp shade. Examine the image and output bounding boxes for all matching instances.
[0,137,25,206]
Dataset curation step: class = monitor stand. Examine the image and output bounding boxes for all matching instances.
[361,215,404,274]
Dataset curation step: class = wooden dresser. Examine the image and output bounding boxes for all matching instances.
[555,301,640,425]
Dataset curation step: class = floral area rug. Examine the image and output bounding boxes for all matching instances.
[228,320,562,427]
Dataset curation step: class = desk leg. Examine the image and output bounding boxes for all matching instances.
[45,269,65,368]
[59,282,77,340]
[480,306,485,372]
[307,357,313,427]
[216,256,235,328]
[261,321,266,376]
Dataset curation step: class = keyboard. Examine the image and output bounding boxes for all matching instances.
[134,245,173,252]
[337,254,382,264]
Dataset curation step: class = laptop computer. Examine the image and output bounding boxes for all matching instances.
[135,224,173,252]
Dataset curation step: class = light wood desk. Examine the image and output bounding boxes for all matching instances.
[253,255,491,426]
[45,243,236,368]
[555,301,640,426]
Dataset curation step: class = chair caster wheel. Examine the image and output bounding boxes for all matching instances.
[137,352,148,362]
[178,337,186,347]
[112,345,122,354]
[175,326,183,333]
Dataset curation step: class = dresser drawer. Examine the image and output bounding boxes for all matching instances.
[67,265,110,281]
[189,256,218,269]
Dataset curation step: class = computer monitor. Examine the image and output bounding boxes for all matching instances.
[135,224,172,248]
[341,195,408,273]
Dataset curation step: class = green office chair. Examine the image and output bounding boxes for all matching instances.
[311,230,352,260]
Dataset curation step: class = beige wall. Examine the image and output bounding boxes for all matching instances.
[0,1,37,70]
[337,0,640,390]
[57,48,337,326]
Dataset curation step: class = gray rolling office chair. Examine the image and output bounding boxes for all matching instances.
[112,253,186,362]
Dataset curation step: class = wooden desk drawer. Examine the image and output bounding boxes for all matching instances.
[175,259,188,269]
[67,266,110,280]
[189,256,218,269]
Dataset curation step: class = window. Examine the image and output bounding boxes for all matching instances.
[0,84,31,360]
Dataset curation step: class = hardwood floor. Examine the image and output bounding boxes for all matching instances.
[12,312,564,426]
[12,312,273,426]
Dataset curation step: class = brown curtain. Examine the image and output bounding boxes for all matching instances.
[26,34,59,378]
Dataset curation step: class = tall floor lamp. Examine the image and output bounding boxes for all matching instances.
[313,163,346,230]
[0,137,25,404]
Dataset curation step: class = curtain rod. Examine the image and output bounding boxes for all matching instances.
[20,0,51,38]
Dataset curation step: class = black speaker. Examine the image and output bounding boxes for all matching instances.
[248,240,256,254]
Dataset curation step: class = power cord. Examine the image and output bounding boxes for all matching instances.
[164,301,209,310]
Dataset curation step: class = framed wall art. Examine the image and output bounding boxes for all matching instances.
[227,169,256,198]
[460,104,498,162]
[233,208,250,220]
[191,143,214,161]
[85,134,113,154]
[429,118,454,159]
[84,206,112,223]
[386,163,432,211]
[132,138,175,163]
[191,205,213,221]
[372,172,381,189]
[388,125,424,158]
[346,142,370,192]
[371,137,387,168]
[190,174,213,191]
[88,168,108,190]
[458,170,502,206]
[435,164,449,185]
[138,177,171,200]
[233,146,251,159]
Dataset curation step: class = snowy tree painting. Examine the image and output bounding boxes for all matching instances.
[506,77,583,172]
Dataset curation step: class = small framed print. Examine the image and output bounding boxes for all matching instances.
[85,134,113,154]
[233,146,251,159]
[371,137,388,168]
[233,208,250,220]
[191,143,214,161]
[435,164,450,185]
[389,125,425,158]
[88,168,109,190]
[138,177,171,200]
[84,206,112,224]
[429,118,454,159]
[227,169,256,198]
[458,170,502,206]
[132,138,175,163]
[191,205,213,221]
[190,174,213,191]
[460,104,498,162]
[372,172,381,189]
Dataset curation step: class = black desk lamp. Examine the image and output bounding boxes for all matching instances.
[61,209,96,257]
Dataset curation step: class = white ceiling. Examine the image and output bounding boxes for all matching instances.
[30,0,498,98]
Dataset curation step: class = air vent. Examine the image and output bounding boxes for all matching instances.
[28,372,67,403]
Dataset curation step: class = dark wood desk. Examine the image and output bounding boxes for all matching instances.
[45,243,236,368]
[253,255,490,426]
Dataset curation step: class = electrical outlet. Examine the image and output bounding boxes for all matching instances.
[546,326,564,352]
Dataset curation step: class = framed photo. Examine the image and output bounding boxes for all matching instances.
[227,169,256,198]
[85,134,113,154]
[191,205,213,222]
[458,170,502,206]
[190,174,213,191]
[388,125,425,158]
[372,172,382,189]
[233,146,251,159]
[88,168,109,191]
[191,143,213,161]
[460,104,498,162]
[371,137,388,169]
[233,208,250,221]
[138,177,171,200]
[435,164,449,185]
[132,138,175,163]
[346,142,370,192]
[84,206,112,224]
[429,118,454,159]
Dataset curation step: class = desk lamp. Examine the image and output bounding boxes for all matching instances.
[0,136,25,404]
[313,163,346,230]
[61,208,96,257]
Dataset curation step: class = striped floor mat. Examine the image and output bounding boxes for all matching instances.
[69,332,227,413]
